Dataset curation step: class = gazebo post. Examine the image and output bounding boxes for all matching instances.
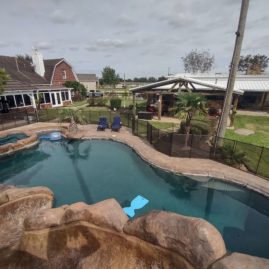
[158,93,162,120]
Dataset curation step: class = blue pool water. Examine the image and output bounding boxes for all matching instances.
[0,133,28,146]
[0,139,269,258]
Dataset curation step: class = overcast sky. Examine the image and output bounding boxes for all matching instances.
[0,0,268,78]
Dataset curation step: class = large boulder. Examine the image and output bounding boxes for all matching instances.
[0,186,53,252]
[24,199,129,233]
[10,222,194,269]
[211,252,269,269]
[123,210,226,269]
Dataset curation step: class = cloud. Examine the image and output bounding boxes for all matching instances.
[116,14,135,27]
[34,41,53,50]
[0,41,9,48]
[50,9,75,24]
[86,38,131,51]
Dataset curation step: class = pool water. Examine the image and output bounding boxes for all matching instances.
[0,139,269,258]
[0,133,28,146]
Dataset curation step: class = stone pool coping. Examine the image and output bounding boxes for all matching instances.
[0,130,38,157]
[1,122,269,198]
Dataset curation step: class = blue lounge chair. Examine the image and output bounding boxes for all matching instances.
[111,116,121,131]
[97,116,108,131]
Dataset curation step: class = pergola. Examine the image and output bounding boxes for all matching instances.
[130,75,243,119]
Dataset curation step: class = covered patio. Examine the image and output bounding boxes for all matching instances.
[130,75,243,120]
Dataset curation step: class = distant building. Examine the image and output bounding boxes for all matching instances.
[0,49,77,112]
[77,74,97,91]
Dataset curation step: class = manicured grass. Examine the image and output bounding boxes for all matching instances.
[150,121,179,131]
[225,115,269,179]
[225,115,269,148]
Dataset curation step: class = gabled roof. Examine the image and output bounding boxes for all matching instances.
[43,58,64,83]
[77,73,97,82]
[130,75,243,95]
[0,56,48,85]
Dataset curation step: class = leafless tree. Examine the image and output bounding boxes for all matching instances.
[182,50,214,74]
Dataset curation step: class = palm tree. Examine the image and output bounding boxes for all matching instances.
[0,68,10,94]
[174,92,207,146]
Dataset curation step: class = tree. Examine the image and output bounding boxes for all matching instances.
[238,54,269,74]
[174,92,207,146]
[148,77,157,83]
[182,50,214,74]
[158,76,167,81]
[64,81,87,98]
[0,68,10,94]
[101,66,120,88]
[16,54,32,63]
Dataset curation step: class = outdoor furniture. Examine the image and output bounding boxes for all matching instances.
[138,111,153,120]
[97,116,109,131]
[111,116,122,131]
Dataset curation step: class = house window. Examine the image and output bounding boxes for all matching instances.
[61,91,66,101]
[23,94,31,106]
[62,70,67,80]
[44,93,51,103]
[15,95,24,107]
[65,91,69,100]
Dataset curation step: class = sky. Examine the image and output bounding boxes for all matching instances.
[0,0,268,78]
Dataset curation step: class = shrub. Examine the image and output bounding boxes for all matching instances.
[180,119,209,135]
[218,144,247,168]
[110,98,122,110]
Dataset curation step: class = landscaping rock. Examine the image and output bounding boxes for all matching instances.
[124,210,226,269]
[211,252,269,269]
[24,207,66,230]
[0,186,53,251]
[85,198,129,232]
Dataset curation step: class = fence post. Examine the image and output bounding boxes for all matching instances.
[189,134,193,158]
[26,109,30,124]
[170,133,173,156]
[256,147,264,174]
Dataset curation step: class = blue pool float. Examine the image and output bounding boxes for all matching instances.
[123,195,149,217]
[39,132,62,141]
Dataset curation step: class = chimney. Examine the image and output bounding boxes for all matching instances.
[32,48,45,77]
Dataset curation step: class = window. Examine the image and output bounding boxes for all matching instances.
[44,93,51,103]
[39,93,45,104]
[23,94,31,106]
[62,70,67,80]
[65,91,69,100]
[61,91,66,101]
[15,95,24,107]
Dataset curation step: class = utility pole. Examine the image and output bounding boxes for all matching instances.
[217,0,249,139]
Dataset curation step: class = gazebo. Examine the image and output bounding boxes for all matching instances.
[130,75,243,119]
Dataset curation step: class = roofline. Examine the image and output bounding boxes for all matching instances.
[130,75,243,94]
[50,59,78,84]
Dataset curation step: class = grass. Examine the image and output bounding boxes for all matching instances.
[225,115,269,179]
[225,115,269,148]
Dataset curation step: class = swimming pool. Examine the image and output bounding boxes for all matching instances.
[0,133,28,146]
[0,139,269,258]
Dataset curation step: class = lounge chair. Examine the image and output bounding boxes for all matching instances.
[97,116,109,131]
[111,116,122,131]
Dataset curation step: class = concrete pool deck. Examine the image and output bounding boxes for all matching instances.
[1,122,269,198]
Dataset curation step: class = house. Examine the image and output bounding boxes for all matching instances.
[0,50,75,113]
[77,74,97,91]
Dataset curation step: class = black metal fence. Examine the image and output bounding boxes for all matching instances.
[143,121,269,180]
[1,108,268,180]
[0,109,38,131]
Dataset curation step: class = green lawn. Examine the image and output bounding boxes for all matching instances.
[225,115,269,148]
[225,115,269,179]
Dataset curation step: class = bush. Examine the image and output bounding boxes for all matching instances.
[88,97,107,107]
[180,119,209,135]
[110,98,122,110]
[218,144,247,167]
